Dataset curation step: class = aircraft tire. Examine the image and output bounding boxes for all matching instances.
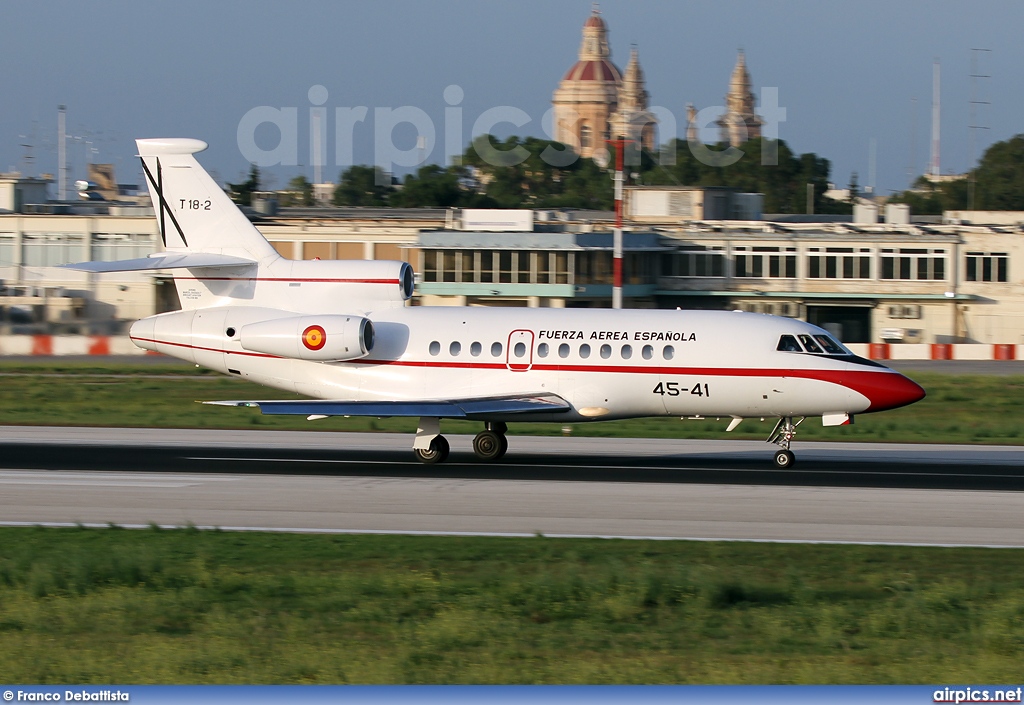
[773,449,795,469]
[473,430,505,461]
[414,435,450,464]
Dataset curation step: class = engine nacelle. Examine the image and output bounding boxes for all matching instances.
[238,314,374,361]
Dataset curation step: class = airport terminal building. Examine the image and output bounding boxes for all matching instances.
[0,180,1022,347]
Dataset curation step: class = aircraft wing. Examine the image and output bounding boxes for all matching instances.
[204,392,572,419]
[62,252,256,273]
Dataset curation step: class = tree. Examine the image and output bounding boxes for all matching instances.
[284,175,314,206]
[227,164,260,206]
[974,135,1024,210]
[333,166,393,206]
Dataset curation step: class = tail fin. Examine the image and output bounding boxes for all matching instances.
[137,138,278,262]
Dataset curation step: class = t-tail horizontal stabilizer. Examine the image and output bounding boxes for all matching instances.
[62,252,256,273]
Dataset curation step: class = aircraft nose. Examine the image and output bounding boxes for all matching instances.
[859,372,927,412]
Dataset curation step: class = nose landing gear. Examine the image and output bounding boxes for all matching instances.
[767,416,804,468]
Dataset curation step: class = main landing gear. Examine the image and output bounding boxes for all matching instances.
[412,418,508,464]
[472,422,508,461]
[767,416,804,469]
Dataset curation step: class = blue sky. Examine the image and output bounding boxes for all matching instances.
[1,0,1021,197]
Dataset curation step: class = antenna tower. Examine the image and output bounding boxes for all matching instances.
[968,48,991,210]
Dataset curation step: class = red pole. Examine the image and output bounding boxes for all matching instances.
[606,139,631,309]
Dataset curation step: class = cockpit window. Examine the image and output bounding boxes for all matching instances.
[780,332,851,356]
[814,335,846,354]
[777,334,802,352]
[798,334,824,354]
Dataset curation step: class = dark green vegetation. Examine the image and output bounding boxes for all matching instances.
[331,135,845,214]
[0,527,1021,683]
[889,134,1024,214]
[0,360,1021,445]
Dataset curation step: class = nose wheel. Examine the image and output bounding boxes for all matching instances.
[767,416,803,468]
[473,422,508,461]
[773,449,795,469]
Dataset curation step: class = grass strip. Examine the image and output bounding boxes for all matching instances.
[0,527,1021,684]
[0,361,1021,444]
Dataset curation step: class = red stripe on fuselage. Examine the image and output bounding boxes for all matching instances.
[130,337,925,413]
[171,277,401,284]
[129,336,280,359]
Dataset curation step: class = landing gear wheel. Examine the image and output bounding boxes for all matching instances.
[473,430,506,461]
[774,449,795,469]
[414,435,450,464]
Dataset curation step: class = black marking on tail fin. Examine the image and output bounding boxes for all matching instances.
[140,157,188,248]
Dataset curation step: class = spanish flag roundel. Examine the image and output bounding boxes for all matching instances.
[302,324,327,351]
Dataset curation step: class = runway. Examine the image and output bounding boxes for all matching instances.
[0,426,1022,547]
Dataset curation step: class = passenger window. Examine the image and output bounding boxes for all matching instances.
[537,342,549,358]
[621,344,633,360]
[777,335,802,352]
[642,345,653,360]
[579,344,591,359]
[814,335,845,355]
[514,342,526,357]
[600,344,612,359]
[449,341,461,356]
[491,342,502,357]
[558,343,570,359]
[799,334,823,354]
[470,341,482,357]
[663,345,674,360]
[429,341,440,356]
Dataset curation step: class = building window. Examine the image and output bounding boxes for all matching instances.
[0,234,16,265]
[663,246,725,278]
[553,252,569,284]
[423,251,438,283]
[458,250,475,283]
[90,233,157,262]
[498,251,513,283]
[442,251,456,283]
[575,251,612,284]
[880,248,947,281]
[966,252,1008,282]
[21,233,85,267]
[807,247,872,279]
[537,252,550,284]
[580,124,592,150]
[516,251,531,284]
[480,251,495,283]
[733,246,796,279]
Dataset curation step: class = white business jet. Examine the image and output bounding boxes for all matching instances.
[66,139,925,468]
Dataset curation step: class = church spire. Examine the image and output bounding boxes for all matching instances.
[618,46,649,112]
[717,50,764,147]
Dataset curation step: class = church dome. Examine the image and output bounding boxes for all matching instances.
[562,59,622,83]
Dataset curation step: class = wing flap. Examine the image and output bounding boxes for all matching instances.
[204,393,571,419]
[62,252,256,273]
